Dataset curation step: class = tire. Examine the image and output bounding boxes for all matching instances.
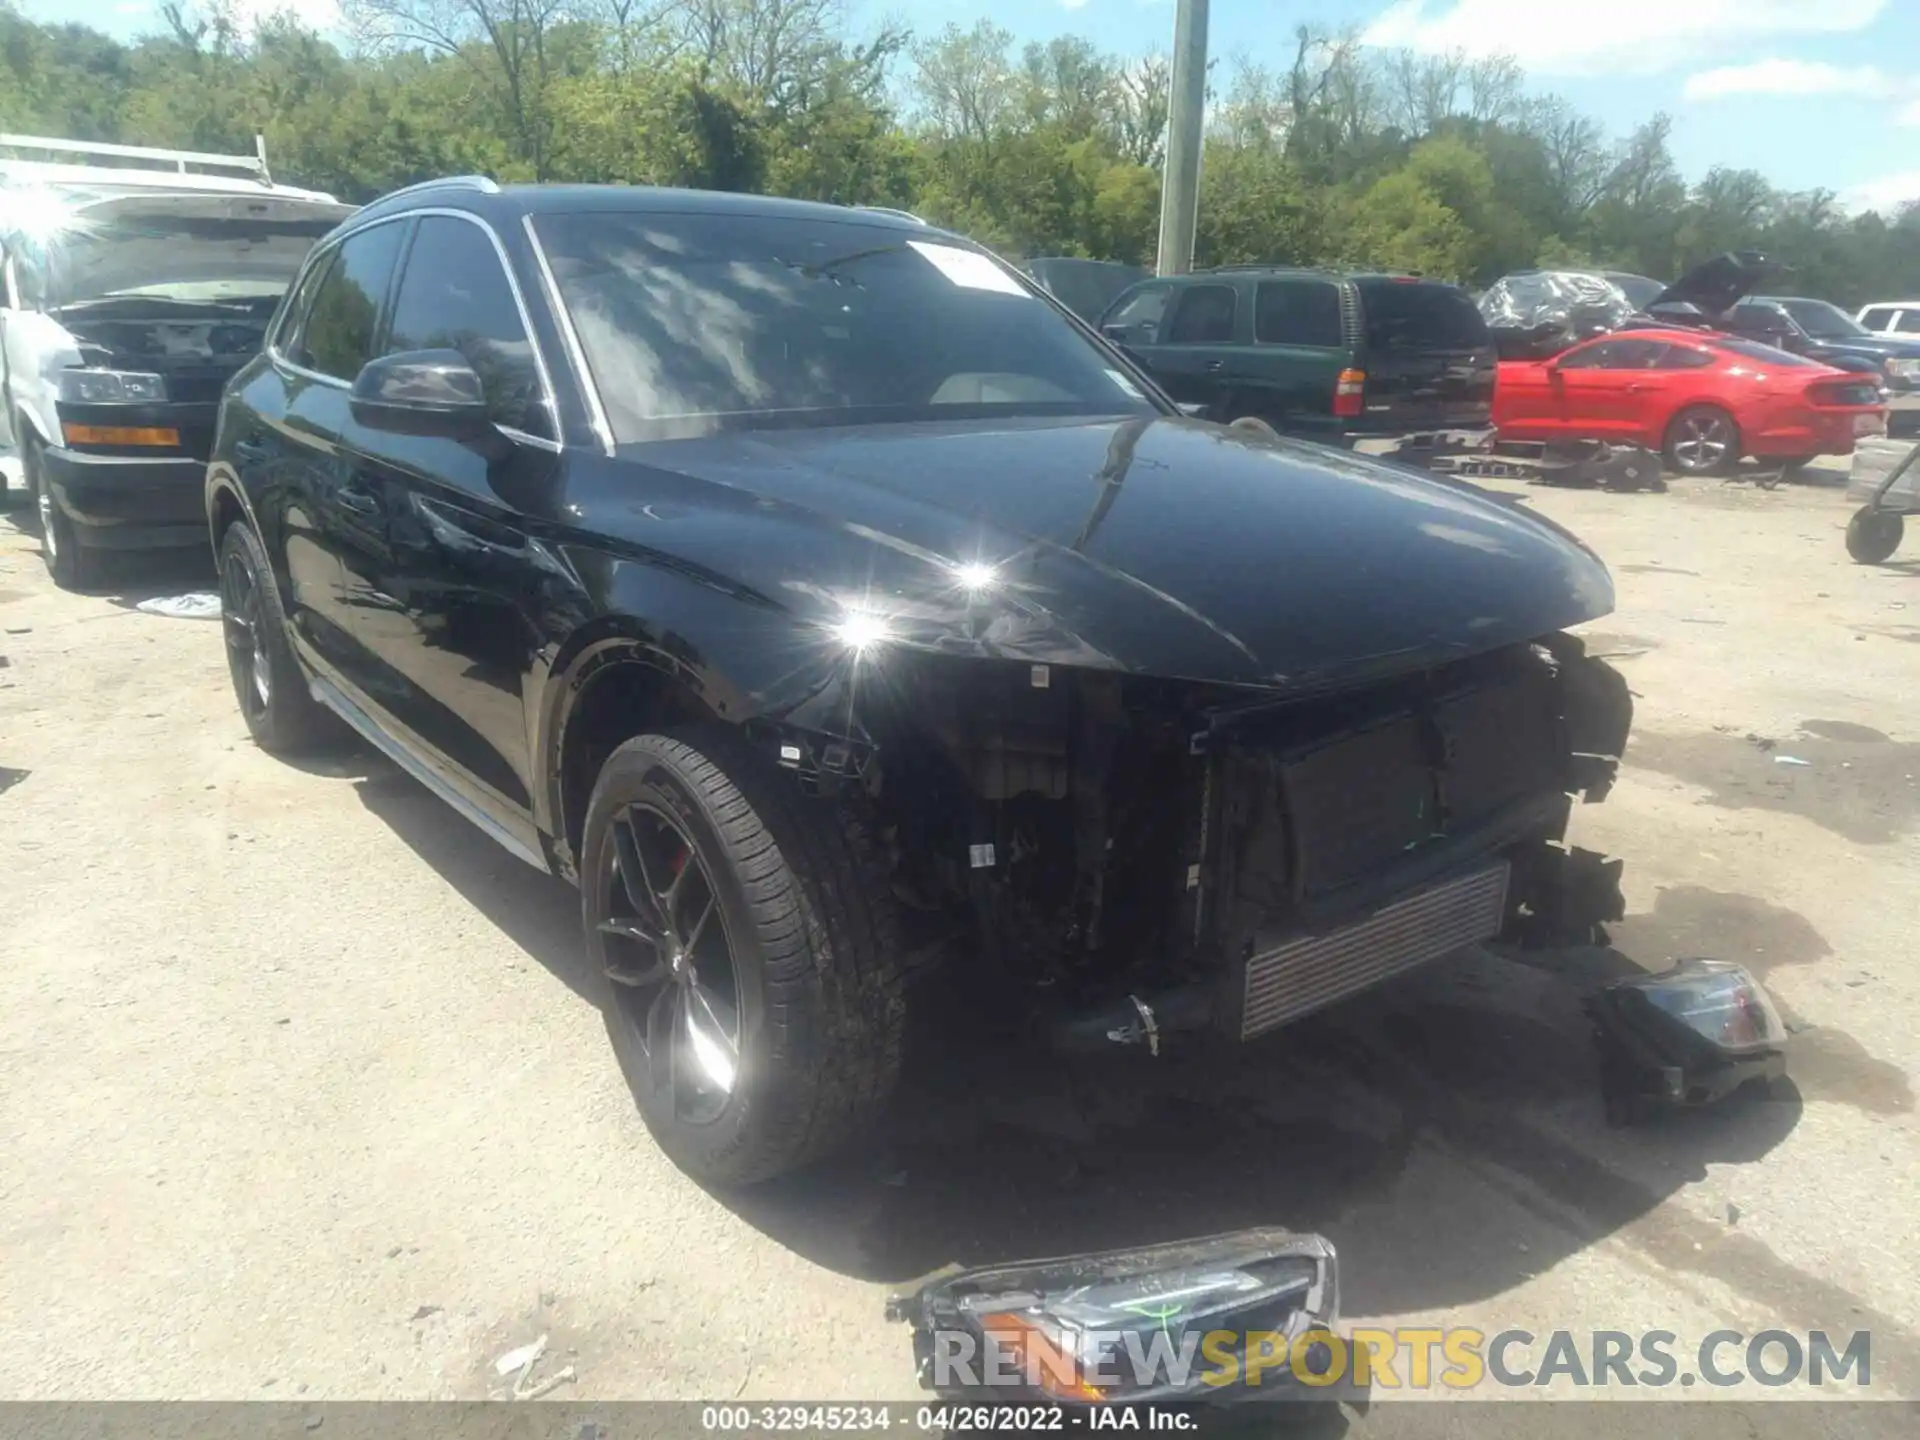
[582,727,906,1186]
[1663,405,1741,477]
[217,521,338,753]
[1228,415,1281,441]
[1845,507,1904,565]
[27,436,103,591]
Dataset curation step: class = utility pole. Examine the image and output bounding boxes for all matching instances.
[1155,0,1209,277]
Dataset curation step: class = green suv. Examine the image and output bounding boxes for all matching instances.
[1097,266,1496,443]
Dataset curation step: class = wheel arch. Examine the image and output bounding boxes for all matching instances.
[539,626,730,880]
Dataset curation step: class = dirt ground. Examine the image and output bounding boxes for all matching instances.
[1,456,1916,1421]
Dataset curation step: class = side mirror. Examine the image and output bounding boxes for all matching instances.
[350,350,492,439]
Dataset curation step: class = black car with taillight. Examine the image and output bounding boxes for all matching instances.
[1095,266,1496,444]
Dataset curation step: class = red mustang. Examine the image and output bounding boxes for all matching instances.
[1493,329,1887,475]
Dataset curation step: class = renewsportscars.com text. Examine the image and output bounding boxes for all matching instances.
[932,1326,1873,1393]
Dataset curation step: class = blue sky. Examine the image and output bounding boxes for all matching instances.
[24,0,1920,214]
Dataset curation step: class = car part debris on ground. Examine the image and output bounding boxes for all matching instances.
[491,1332,576,1399]
[134,592,223,620]
[1585,958,1790,1126]
[885,1229,1356,1406]
[1386,432,1668,493]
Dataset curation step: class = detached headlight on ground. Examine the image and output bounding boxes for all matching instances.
[57,369,168,405]
[1586,958,1789,1123]
[886,1229,1343,1404]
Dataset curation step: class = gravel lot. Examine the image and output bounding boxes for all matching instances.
[1,457,1916,1422]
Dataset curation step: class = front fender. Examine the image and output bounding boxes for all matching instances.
[531,553,862,849]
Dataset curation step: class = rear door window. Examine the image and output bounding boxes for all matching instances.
[1860,307,1896,331]
[1896,311,1920,336]
[1356,281,1489,352]
[293,220,406,382]
[1165,284,1237,344]
[1102,283,1171,345]
[1254,279,1343,347]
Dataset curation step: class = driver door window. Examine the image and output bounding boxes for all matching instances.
[385,216,550,440]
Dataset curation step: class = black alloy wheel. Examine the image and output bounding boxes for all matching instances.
[217,522,338,753]
[599,799,744,1128]
[582,728,907,1186]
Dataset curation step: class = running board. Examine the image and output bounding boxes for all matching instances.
[308,674,550,874]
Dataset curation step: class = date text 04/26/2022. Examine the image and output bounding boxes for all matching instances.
[699,1406,1195,1431]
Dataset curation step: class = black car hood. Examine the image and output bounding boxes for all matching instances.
[1652,250,1782,318]
[602,417,1615,693]
[1811,335,1920,361]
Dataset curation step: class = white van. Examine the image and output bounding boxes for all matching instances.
[0,134,352,587]
[1856,301,1920,339]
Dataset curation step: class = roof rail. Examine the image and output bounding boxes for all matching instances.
[368,175,502,207]
[0,132,276,185]
[853,204,926,224]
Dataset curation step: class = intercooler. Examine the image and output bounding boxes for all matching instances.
[1238,860,1511,1039]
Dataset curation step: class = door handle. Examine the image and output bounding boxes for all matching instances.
[1625,383,1651,393]
[1205,360,1225,372]
[234,438,271,462]
[337,489,378,517]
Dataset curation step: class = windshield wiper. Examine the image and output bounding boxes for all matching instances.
[53,295,264,316]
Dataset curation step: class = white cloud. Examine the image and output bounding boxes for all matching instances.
[1362,0,1888,77]
[1682,59,1896,101]
[113,2,149,15]
[1844,170,1920,214]
[1899,97,1920,126]
[1059,0,1091,8]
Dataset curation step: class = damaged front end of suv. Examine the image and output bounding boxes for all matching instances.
[705,423,1633,1062]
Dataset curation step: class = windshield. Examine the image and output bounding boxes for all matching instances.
[50,214,338,311]
[531,211,1160,442]
[1605,273,1666,310]
[1713,338,1823,367]
[1777,298,1868,340]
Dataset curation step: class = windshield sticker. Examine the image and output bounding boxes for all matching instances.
[908,241,1029,297]
[1105,369,1145,398]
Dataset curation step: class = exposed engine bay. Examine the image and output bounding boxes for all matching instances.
[766,631,1633,1049]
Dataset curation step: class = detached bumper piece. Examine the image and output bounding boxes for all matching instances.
[1585,959,1789,1125]
[887,1229,1361,1409]
[1386,433,1667,493]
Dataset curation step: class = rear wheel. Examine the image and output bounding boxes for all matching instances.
[582,727,906,1186]
[1663,406,1740,477]
[218,521,338,753]
[1846,507,1904,564]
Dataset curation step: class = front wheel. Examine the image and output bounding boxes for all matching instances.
[1663,406,1741,477]
[28,439,103,591]
[582,728,906,1186]
[1846,507,1904,564]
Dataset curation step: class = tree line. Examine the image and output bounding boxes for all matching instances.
[4,0,1917,304]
